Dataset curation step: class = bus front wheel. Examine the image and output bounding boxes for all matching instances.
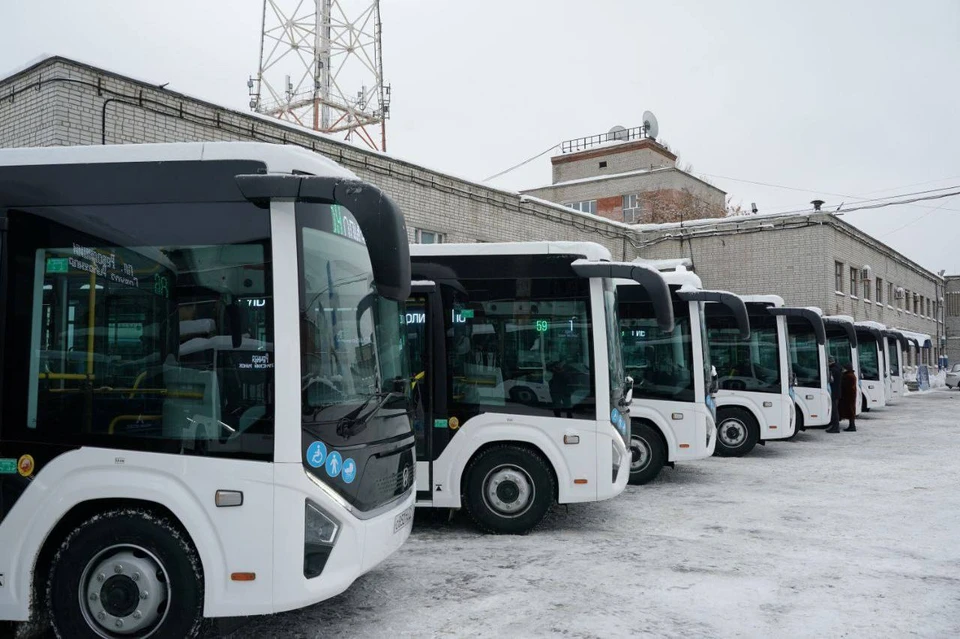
[714,408,759,457]
[46,507,204,639]
[628,422,666,485]
[463,444,555,534]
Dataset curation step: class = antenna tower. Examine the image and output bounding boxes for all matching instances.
[248,0,391,151]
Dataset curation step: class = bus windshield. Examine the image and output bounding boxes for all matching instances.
[298,203,407,420]
[708,309,781,394]
[787,319,822,389]
[858,337,880,380]
[827,336,854,369]
[889,342,901,376]
[619,289,695,403]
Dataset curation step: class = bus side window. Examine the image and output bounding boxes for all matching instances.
[6,203,276,462]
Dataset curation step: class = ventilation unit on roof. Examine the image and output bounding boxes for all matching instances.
[895,287,905,300]
[860,266,872,281]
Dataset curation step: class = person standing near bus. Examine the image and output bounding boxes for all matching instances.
[839,363,858,431]
[825,356,844,433]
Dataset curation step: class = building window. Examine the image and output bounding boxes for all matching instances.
[622,194,642,223]
[849,267,859,297]
[913,294,919,315]
[927,298,932,318]
[565,200,597,215]
[876,278,883,304]
[415,229,445,244]
[863,275,870,301]
[835,262,844,292]
[887,282,893,306]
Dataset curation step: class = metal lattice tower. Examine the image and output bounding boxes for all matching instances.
[248,0,391,151]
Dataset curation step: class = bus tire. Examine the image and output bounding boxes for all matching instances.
[46,507,204,639]
[714,407,759,457]
[628,422,666,485]
[787,407,804,440]
[463,444,554,534]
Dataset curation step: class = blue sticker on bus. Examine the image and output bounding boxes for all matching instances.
[325,451,343,478]
[341,458,357,484]
[306,441,327,468]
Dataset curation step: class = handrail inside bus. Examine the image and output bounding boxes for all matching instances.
[677,289,751,339]
[570,260,675,332]
[770,307,826,345]
[235,173,411,302]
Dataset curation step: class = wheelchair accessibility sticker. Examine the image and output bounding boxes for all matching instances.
[306,441,327,468]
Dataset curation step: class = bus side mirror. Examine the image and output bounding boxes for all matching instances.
[710,366,719,395]
[621,376,634,406]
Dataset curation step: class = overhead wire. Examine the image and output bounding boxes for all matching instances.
[482,143,559,182]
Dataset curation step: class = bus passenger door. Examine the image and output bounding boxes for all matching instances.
[407,284,448,504]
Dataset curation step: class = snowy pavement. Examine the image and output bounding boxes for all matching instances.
[231,390,960,638]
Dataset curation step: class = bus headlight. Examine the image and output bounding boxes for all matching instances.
[304,500,341,579]
[612,440,622,483]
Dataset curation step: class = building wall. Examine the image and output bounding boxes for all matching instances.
[638,222,833,309]
[0,58,636,260]
[946,276,960,364]
[636,214,944,364]
[551,140,675,184]
[523,168,726,224]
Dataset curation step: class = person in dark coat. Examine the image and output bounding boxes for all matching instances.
[825,356,844,433]
[838,363,858,431]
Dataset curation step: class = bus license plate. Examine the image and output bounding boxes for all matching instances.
[393,505,413,534]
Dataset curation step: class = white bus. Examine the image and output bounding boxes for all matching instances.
[0,143,417,637]
[823,315,864,418]
[405,242,676,533]
[854,322,887,411]
[706,295,796,456]
[617,265,750,483]
[776,307,831,430]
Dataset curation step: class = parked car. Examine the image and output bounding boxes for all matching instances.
[947,364,960,389]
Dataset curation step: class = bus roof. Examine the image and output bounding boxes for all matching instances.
[0,142,357,181]
[410,241,612,262]
[617,263,703,289]
[740,294,785,307]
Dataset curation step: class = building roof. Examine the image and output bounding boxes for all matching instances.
[634,210,943,283]
[0,55,638,239]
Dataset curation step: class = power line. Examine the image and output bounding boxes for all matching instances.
[878,194,959,239]
[774,189,960,216]
[483,143,559,182]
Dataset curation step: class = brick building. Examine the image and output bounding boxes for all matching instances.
[0,56,637,257]
[521,127,727,224]
[946,275,960,365]
[634,212,945,365]
[0,56,944,364]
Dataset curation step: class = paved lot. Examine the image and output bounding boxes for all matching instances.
[233,390,960,638]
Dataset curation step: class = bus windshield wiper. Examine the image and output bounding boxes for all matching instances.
[336,391,402,439]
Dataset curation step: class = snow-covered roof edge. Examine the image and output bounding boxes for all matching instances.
[0,55,638,240]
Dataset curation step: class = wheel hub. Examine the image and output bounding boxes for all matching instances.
[720,419,747,447]
[80,546,169,636]
[483,465,534,518]
[630,437,650,471]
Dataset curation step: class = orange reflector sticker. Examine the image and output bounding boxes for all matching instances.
[573,479,588,485]
[231,572,256,582]
[770,425,778,429]
[811,415,818,418]
[679,444,690,449]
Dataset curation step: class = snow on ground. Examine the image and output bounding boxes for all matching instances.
[229,391,960,639]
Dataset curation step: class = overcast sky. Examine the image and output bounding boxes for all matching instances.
[2,0,958,273]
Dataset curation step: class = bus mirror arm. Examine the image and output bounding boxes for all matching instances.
[677,289,750,339]
[569,260,675,332]
[236,174,411,302]
[225,301,243,349]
